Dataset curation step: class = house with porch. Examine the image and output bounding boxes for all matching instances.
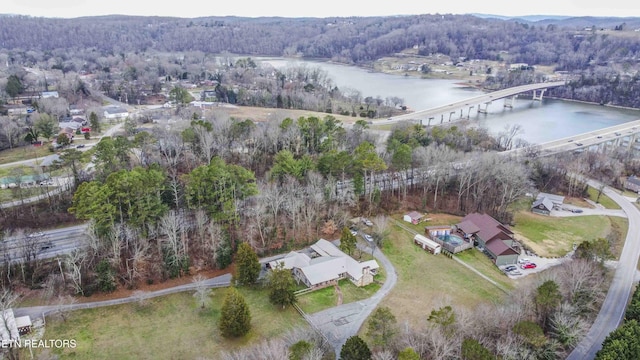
[625,176,640,193]
[456,213,519,266]
[531,197,554,215]
[268,239,379,290]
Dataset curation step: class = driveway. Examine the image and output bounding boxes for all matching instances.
[549,206,627,218]
[305,242,397,357]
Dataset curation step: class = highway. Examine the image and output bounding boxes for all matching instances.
[380,81,566,124]
[505,118,640,157]
[1,224,88,264]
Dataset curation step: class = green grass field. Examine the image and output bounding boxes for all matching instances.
[378,222,511,326]
[34,288,305,360]
[587,186,622,210]
[512,212,626,258]
[0,145,53,165]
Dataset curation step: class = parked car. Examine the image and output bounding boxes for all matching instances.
[571,209,584,213]
[517,258,530,264]
[361,218,373,226]
[362,234,374,242]
[76,144,86,148]
[521,262,537,269]
[28,232,45,238]
[350,229,358,236]
[504,265,517,272]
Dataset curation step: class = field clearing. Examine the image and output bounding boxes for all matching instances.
[34,288,305,359]
[512,212,624,258]
[217,105,365,125]
[378,222,509,326]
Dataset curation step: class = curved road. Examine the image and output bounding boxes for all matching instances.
[306,242,397,357]
[567,181,640,359]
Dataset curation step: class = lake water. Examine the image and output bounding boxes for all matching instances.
[261,58,640,144]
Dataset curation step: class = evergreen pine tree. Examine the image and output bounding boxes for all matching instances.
[235,242,261,286]
[218,287,252,337]
[340,335,371,360]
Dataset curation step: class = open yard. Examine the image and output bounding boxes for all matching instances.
[587,186,622,209]
[512,211,627,258]
[377,220,514,326]
[32,288,306,360]
[297,268,385,314]
[0,145,52,165]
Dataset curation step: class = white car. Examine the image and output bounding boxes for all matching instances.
[28,232,45,238]
[363,234,374,242]
[518,258,530,264]
[350,229,358,236]
[361,218,373,226]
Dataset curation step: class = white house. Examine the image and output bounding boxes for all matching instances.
[103,106,129,120]
[269,239,379,290]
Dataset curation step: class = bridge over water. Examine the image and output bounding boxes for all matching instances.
[380,80,567,126]
[504,118,640,157]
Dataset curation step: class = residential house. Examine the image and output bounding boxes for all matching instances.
[625,176,640,193]
[531,197,554,215]
[536,192,565,208]
[456,213,519,266]
[268,239,379,290]
[103,106,129,120]
[403,211,424,224]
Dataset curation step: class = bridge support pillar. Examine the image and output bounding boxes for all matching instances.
[478,102,490,114]
[532,89,547,101]
[441,114,444,124]
[460,109,464,119]
[467,106,474,119]
[449,111,456,121]
[428,117,434,126]
[504,95,516,108]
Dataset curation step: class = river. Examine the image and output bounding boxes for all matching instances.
[261,58,640,144]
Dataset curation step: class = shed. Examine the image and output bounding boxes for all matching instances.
[403,211,424,224]
[413,234,442,255]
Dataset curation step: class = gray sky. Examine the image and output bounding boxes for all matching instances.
[4,0,639,18]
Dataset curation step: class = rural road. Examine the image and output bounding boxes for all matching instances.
[14,273,232,320]
[306,242,397,357]
[567,181,640,360]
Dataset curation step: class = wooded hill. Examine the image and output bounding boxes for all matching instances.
[0,14,639,71]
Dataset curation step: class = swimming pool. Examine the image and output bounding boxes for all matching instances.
[437,233,465,246]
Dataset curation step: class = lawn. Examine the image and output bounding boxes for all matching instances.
[32,288,306,360]
[378,222,511,326]
[0,145,52,165]
[587,186,621,210]
[512,211,626,258]
[455,250,515,291]
[392,213,462,234]
[296,268,385,314]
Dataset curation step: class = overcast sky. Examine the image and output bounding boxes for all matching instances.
[4,0,639,19]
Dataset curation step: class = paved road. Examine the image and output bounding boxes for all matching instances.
[567,181,640,360]
[14,273,231,320]
[306,242,397,357]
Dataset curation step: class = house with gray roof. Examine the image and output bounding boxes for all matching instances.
[531,197,554,215]
[268,239,379,290]
[624,176,640,193]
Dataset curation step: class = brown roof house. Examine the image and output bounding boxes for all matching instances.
[268,239,379,290]
[403,211,424,224]
[456,213,519,266]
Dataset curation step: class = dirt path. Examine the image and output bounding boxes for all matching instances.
[334,284,343,306]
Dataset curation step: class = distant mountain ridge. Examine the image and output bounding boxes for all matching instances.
[471,13,640,28]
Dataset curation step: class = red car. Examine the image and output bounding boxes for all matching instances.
[521,263,537,270]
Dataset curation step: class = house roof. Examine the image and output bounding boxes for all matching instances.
[405,211,423,220]
[458,213,513,243]
[536,192,565,205]
[485,238,519,257]
[626,176,640,187]
[276,239,379,286]
[532,197,554,211]
[15,316,31,328]
[457,220,480,234]
[103,106,129,115]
